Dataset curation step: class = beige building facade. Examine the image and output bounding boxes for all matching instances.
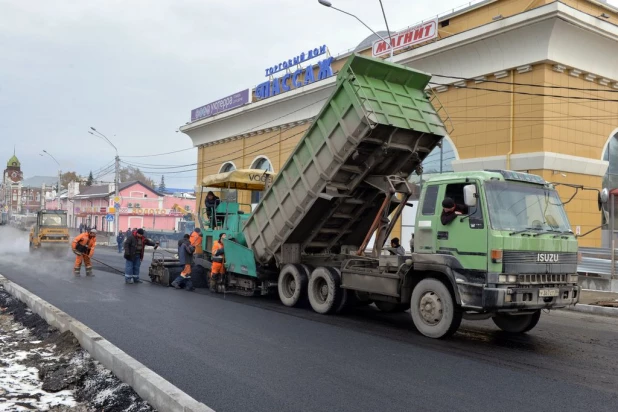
[183,0,618,248]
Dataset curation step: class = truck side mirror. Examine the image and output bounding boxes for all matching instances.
[463,184,477,207]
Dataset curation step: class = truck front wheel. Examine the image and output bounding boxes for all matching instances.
[492,310,541,334]
[278,264,309,307]
[410,278,462,339]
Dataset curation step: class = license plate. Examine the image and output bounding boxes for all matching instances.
[539,289,559,297]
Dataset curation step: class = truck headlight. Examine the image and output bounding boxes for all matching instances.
[568,274,578,283]
[507,275,518,283]
[499,275,507,283]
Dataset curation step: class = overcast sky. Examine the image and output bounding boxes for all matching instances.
[2,0,617,189]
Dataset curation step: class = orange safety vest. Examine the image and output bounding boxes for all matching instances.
[190,232,203,254]
[72,232,96,256]
[212,240,224,263]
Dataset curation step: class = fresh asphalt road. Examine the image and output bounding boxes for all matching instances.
[1,228,618,411]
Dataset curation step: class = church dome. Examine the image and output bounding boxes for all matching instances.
[7,154,20,168]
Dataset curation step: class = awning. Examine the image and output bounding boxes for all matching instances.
[201,169,275,191]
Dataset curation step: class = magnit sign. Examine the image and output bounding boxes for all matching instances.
[372,18,438,57]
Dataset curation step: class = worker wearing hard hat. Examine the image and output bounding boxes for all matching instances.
[72,229,97,277]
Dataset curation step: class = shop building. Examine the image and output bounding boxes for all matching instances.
[46,181,195,233]
[182,0,618,248]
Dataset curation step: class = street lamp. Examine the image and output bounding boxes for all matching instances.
[89,127,120,239]
[40,150,61,210]
[318,0,395,61]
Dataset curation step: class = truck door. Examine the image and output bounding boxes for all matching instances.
[437,182,488,272]
[414,184,440,253]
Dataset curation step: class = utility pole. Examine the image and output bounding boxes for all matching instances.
[115,154,120,234]
[41,150,62,211]
[57,169,61,210]
[90,127,120,238]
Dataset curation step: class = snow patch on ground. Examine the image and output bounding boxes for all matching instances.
[0,317,77,411]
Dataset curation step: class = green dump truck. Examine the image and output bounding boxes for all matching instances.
[193,54,579,339]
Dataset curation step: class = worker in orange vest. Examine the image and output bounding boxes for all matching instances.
[72,229,97,276]
[189,228,203,256]
[210,233,226,291]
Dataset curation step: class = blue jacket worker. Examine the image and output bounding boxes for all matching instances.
[123,228,158,284]
[116,231,125,253]
[171,234,195,291]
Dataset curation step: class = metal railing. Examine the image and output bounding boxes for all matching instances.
[577,247,618,279]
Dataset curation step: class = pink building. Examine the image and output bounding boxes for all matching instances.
[46,181,195,233]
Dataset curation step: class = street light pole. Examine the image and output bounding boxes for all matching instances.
[89,127,120,238]
[41,150,61,210]
[318,0,395,61]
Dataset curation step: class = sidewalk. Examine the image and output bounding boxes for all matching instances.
[579,290,618,307]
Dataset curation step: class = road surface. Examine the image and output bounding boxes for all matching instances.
[1,227,617,412]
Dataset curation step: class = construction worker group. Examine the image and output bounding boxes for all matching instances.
[70,227,224,290]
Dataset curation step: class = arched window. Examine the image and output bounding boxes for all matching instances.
[217,162,237,202]
[249,156,273,206]
[251,156,273,172]
[219,162,236,173]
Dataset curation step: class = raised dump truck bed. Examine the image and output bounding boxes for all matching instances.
[243,54,449,265]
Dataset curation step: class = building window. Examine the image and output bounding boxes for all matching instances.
[249,157,273,204]
[36,193,40,202]
[219,162,236,173]
[218,162,237,202]
[12,193,16,201]
[250,156,273,172]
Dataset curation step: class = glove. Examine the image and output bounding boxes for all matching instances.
[124,253,131,260]
[72,249,82,256]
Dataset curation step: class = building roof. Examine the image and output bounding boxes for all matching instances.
[74,180,162,199]
[6,154,20,168]
[22,176,57,187]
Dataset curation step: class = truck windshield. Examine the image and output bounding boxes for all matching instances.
[484,181,571,233]
[41,214,67,226]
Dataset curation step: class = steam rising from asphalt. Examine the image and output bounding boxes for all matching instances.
[0,226,70,271]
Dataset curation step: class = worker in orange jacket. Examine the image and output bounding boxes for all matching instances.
[210,233,226,291]
[189,228,203,256]
[72,229,97,276]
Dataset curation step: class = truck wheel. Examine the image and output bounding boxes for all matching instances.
[410,278,462,339]
[308,267,342,314]
[278,264,309,307]
[492,310,541,334]
[375,301,408,313]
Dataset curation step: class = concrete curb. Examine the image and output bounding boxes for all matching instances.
[563,303,618,317]
[0,275,215,412]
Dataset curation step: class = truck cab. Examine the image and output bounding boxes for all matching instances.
[410,170,579,334]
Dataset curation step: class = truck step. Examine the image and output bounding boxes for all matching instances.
[332,213,353,219]
[307,241,329,248]
[343,198,365,205]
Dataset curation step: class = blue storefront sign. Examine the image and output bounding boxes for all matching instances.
[255,57,334,100]
[264,45,328,77]
[191,89,251,122]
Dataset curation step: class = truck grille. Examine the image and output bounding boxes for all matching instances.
[503,251,577,264]
[518,274,567,284]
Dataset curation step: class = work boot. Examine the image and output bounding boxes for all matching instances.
[171,281,181,289]
[133,276,143,284]
[73,268,81,277]
[125,276,134,284]
[85,267,94,277]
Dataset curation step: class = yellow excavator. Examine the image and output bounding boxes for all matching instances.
[29,210,70,256]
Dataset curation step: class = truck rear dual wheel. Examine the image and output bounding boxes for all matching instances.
[278,264,310,307]
[308,266,343,314]
[492,310,541,334]
[410,278,462,339]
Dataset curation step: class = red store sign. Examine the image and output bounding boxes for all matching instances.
[372,18,438,57]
